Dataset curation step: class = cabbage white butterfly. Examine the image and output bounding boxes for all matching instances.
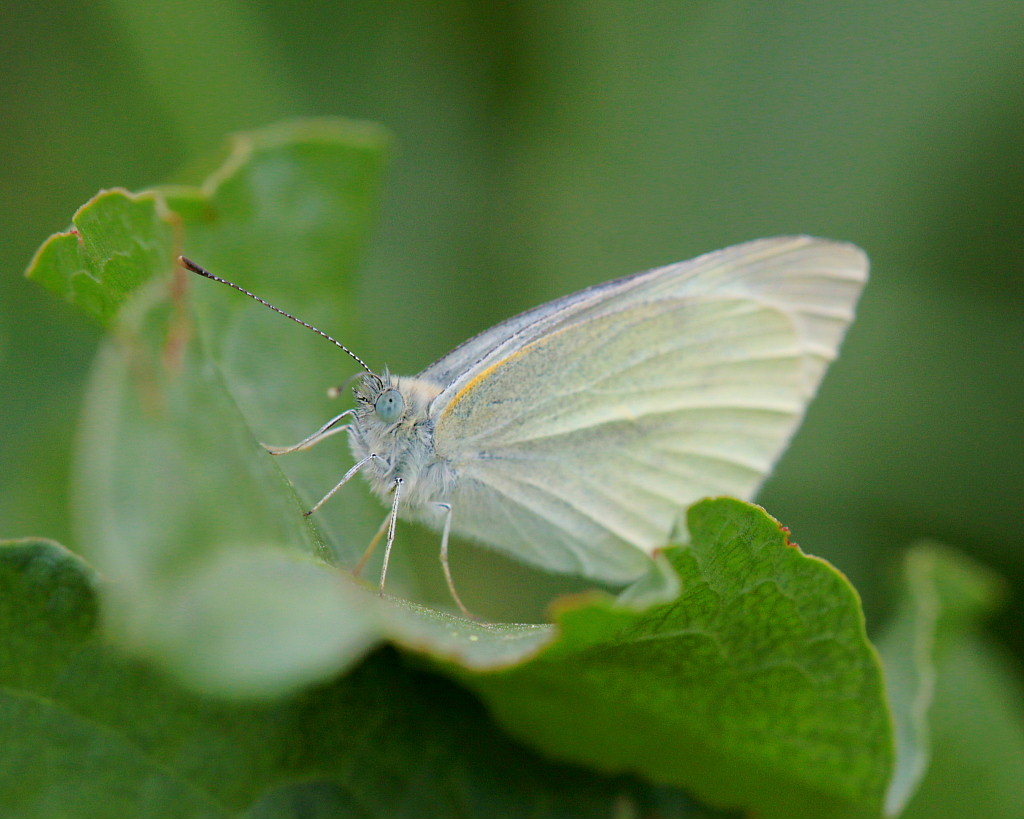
[183,236,867,616]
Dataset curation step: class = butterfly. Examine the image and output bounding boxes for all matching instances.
[182,236,867,616]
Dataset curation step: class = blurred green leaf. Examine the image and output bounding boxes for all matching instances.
[60,121,392,696]
[878,543,1006,815]
[172,117,391,292]
[25,189,175,325]
[878,551,940,817]
[900,635,1024,819]
[164,119,401,578]
[1,538,714,818]
[877,543,1020,819]
[73,273,380,697]
[0,539,221,817]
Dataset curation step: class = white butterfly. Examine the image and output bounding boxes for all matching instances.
[183,236,867,616]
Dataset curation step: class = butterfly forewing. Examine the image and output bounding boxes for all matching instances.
[422,236,867,583]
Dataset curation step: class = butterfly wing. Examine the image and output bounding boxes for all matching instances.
[416,260,647,389]
[423,236,868,583]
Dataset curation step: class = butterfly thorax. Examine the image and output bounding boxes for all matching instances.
[348,372,456,509]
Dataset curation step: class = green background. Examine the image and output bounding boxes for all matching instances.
[1,3,1022,812]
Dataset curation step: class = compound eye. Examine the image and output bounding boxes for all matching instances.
[374,389,405,423]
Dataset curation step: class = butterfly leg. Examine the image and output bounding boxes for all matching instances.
[263,409,355,455]
[304,453,380,516]
[434,502,473,619]
[378,477,404,596]
[353,511,390,577]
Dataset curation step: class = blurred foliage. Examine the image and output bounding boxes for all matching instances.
[0,521,1003,816]
[1,539,685,819]
[2,1,1023,817]
[875,542,1008,815]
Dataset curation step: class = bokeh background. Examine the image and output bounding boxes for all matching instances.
[2,1,1022,801]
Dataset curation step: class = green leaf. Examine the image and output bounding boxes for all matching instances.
[878,551,940,817]
[877,543,1010,817]
[173,118,390,289]
[163,119,400,577]
[56,120,392,697]
[0,539,221,818]
[900,635,1024,819]
[26,189,175,325]
[0,538,716,818]
[452,498,895,819]
[374,550,680,671]
[74,284,379,697]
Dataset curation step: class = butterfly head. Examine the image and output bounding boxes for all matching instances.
[348,370,447,502]
[350,370,387,414]
[351,370,444,432]
[352,370,406,426]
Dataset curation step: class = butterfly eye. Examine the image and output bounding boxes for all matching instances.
[374,389,405,423]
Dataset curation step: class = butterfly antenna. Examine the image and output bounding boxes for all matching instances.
[180,256,373,373]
